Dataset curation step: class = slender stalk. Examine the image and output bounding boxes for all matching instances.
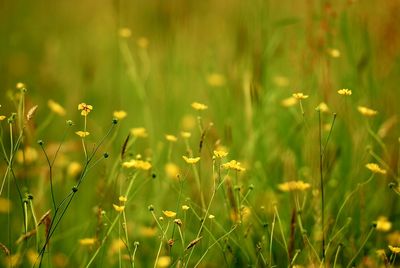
[318,110,325,262]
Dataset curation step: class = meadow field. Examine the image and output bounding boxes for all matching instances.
[1,0,400,267]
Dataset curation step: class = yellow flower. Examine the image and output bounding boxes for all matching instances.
[162,210,177,218]
[292,93,309,100]
[213,149,228,158]
[389,245,400,254]
[113,110,127,120]
[327,48,341,58]
[191,102,208,111]
[137,37,149,48]
[181,205,190,211]
[113,204,125,212]
[0,115,6,121]
[76,131,90,138]
[130,127,148,138]
[67,162,82,177]
[281,97,298,107]
[78,103,93,116]
[358,106,377,117]
[182,156,200,164]
[221,160,245,172]
[79,238,96,246]
[376,216,392,232]
[122,159,152,170]
[119,196,128,202]
[365,163,387,174]
[165,134,178,142]
[16,82,26,89]
[165,162,180,179]
[278,180,311,192]
[206,73,226,87]
[119,27,131,38]
[208,214,215,219]
[316,102,329,113]
[156,256,171,268]
[180,131,191,138]
[48,100,66,116]
[337,89,352,96]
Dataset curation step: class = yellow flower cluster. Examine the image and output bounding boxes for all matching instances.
[75,131,90,138]
[182,156,200,164]
[292,93,309,100]
[213,149,228,158]
[162,210,177,218]
[165,134,178,142]
[221,160,245,172]
[338,89,352,96]
[365,163,387,174]
[122,159,152,170]
[78,103,93,116]
[191,102,208,111]
[278,180,311,192]
[375,216,392,232]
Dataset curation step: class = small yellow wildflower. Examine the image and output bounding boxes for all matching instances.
[221,160,246,172]
[76,131,90,138]
[281,97,298,107]
[337,89,352,96]
[213,149,228,158]
[113,204,125,212]
[163,210,177,218]
[327,48,341,58]
[316,102,329,113]
[182,205,190,211]
[122,159,152,170]
[165,134,178,142]
[208,214,215,219]
[206,73,226,87]
[16,82,26,89]
[278,180,311,192]
[78,103,93,116]
[156,256,171,268]
[358,106,378,117]
[376,216,392,232]
[0,115,6,121]
[182,156,200,164]
[130,127,148,138]
[48,100,66,116]
[181,131,191,138]
[165,162,180,179]
[119,196,128,202]
[292,92,309,100]
[119,27,131,38]
[389,245,400,254]
[365,163,387,174]
[113,110,127,120]
[191,102,208,111]
[67,162,82,177]
[79,238,96,246]
[137,37,149,48]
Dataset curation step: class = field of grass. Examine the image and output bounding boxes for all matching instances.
[1,0,400,267]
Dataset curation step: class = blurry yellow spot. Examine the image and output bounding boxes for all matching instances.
[281,97,298,107]
[27,249,39,266]
[122,159,152,170]
[358,106,378,117]
[79,238,96,246]
[376,249,386,257]
[165,162,180,179]
[48,100,66,116]
[221,160,246,172]
[182,156,200,164]
[337,89,352,96]
[191,102,208,111]
[292,93,309,100]
[327,48,341,58]
[156,256,171,268]
[163,210,177,218]
[213,149,228,158]
[16,146,38,164]
[278,180,311,192]
[181,114,197,130]
[113,110,127,120]
[182,205,190,211]
[389,245,400,254]
[119,196,128,202]
[67,162,82,177]
[16,82,26,89]
[241,206,251,223]
[376,216,392,232]
[4,253,20,267]
[165,134,178,142]
[208,214,215,219]
[75,131,90,138]
[0,115,6,121]
[206,73,226,87]
[365,163,386,174]
[108,239,125,256]
[113,204,125,212]
[387,231,400,245]
[137,37,149,48]
[130,127,148,138]
[272,75,289,87]
[78,103,93,116]
[0,198,12,213]
[180,131,191,138]
[316,102,329,113]
[53,253,68,268]
[119,27,132,38]
[140,226,157,237]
